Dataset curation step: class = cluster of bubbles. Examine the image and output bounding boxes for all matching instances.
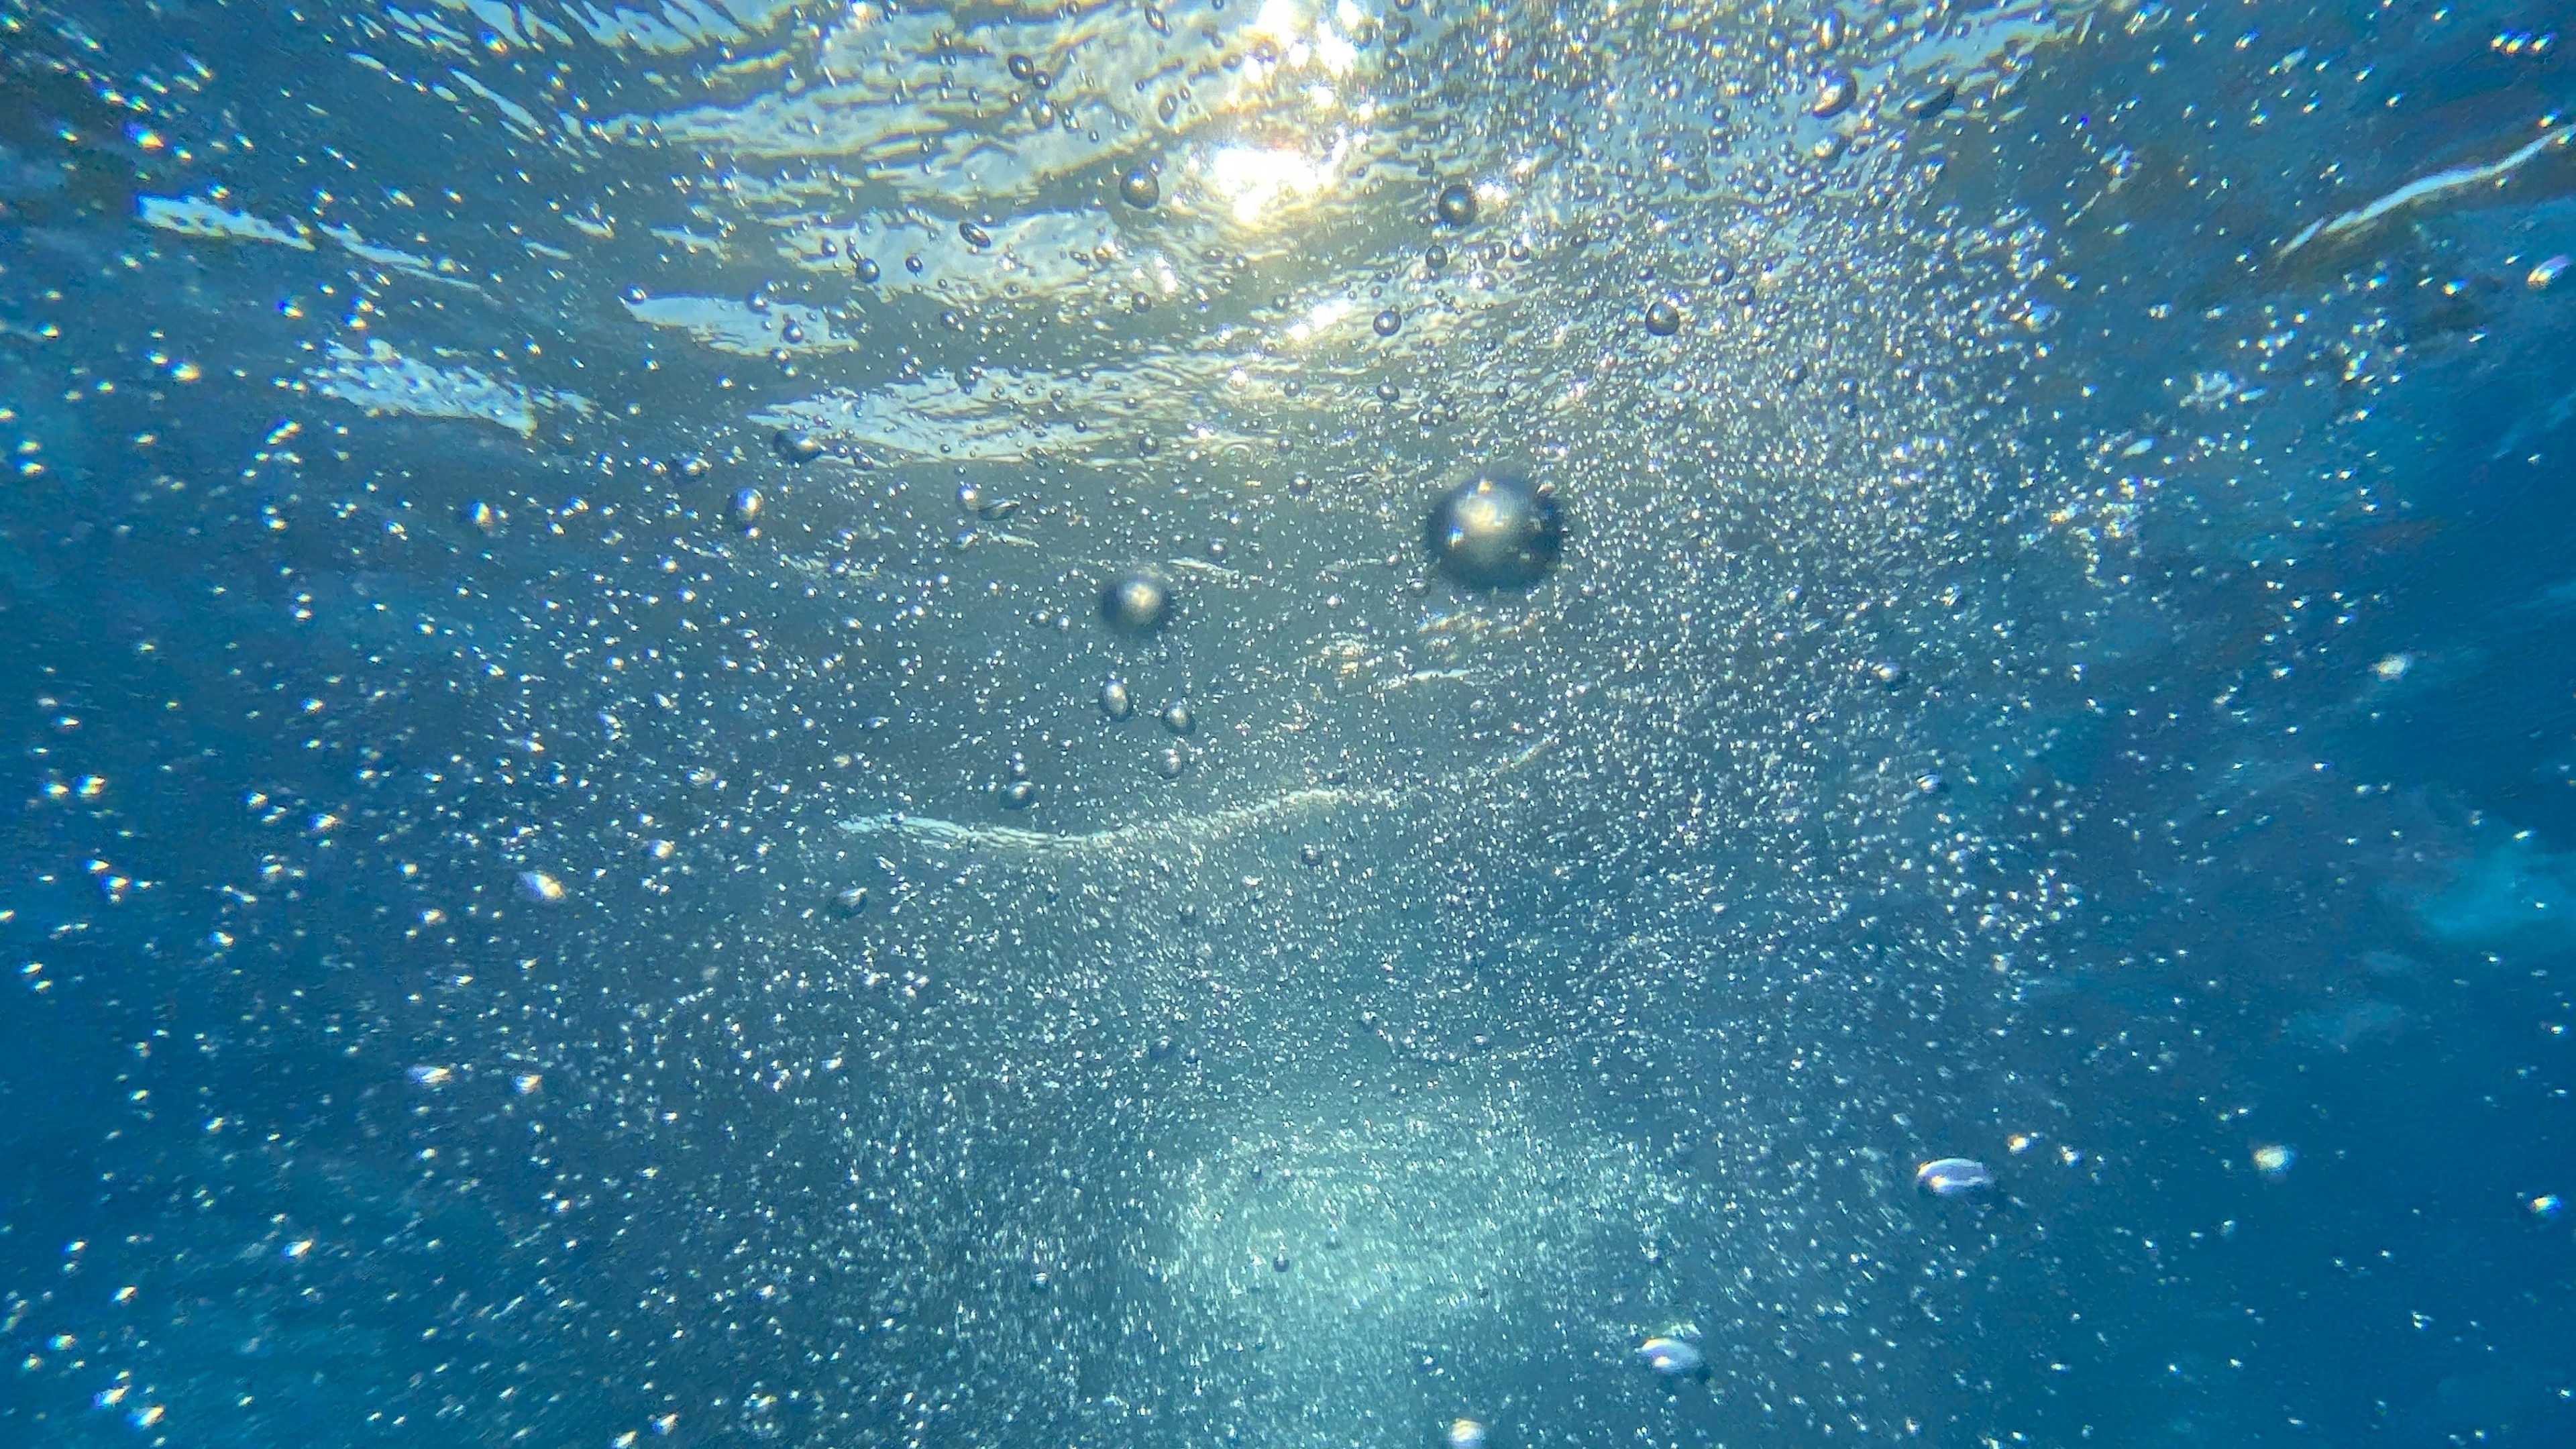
[10,0,2573,1440]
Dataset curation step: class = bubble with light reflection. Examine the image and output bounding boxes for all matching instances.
[1915,1158,1993,1197]
[1099,568,1174,635]
[1425,470,1563,590]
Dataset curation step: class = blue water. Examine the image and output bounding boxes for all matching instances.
[3,0,2574,1442]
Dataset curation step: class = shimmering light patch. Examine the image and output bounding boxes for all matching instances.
[624,294,851,356]
[2278,127,2571,259]
[841,786,1391,855]
[810,211,1120,299]
[1248,0,1361,74]
[1286,296,1357,343]
[317,223,478,288]
[1154,1085,1694,1438]
[138,195,314,250]
[390,0,578,49]
[1203,139,1355,226]
[761,345,1307,463]
[305,340,586,436]
[763,373,1055,463]
[447,68,548,138]
[1894,0,2080,108]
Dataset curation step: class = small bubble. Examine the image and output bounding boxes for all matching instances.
[1901,83,1957,120]
[1373,308,1402,336]
[1434,182,1478,227]
[1915,1157,1992,1196]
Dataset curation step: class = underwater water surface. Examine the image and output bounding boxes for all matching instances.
[2,0,2575,1442]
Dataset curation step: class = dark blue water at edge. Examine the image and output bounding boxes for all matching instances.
[3,0,2575,1443]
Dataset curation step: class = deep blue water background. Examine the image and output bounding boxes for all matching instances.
[3,0,2576,1443]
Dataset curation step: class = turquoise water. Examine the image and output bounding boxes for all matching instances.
[2,0,2573,1442]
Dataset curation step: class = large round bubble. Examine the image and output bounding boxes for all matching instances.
[1099,568,1174,634]
[1424,471,1564,590]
